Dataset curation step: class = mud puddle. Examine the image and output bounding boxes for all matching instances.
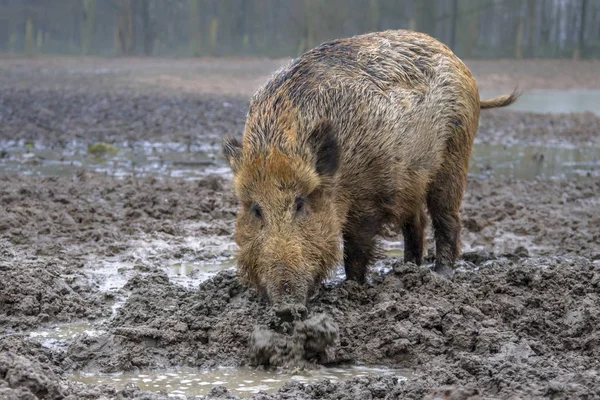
[168,258,237,289]
[480,89,600,115]
[70,366,409,398]
[29,322,106,341]
[0,139,228,180]
[3,138,598,181]
[90,238,402,294]
[471,143,600,180]
[27,321,107,350]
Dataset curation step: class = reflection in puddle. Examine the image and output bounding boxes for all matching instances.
[384,249,405,259]
[0,140,228,180]
[168,258,236,288]
[2,139,598,182]
[70,366,409,398]
[29,322,105,341]
[28,322,107,349]
[471,143,600,180]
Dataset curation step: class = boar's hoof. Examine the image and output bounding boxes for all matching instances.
[433,262,455,280]
[274,304,308,322]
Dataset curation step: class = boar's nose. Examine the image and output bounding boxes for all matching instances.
[274,303,308,323]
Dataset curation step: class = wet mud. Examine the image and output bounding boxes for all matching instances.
[1,58,600,399]
[478,109,600,146]
[66,256,599,399]
[249,313,338,368]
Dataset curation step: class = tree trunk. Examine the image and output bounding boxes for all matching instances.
[450,0,458,50]
[115,0,135,56]
[25,17,34,57]
[81,0,96,56]
[9,30,18,55]
[515,13,525,59]
[574,0,588,59]
[189,0,201,57]
[240,0,249,54]
[141,0,155,56]
[369,0,379,32]
[296,0,317,55]
[416,0,436,36]
[36,29,43,52]
[208,16,219,56]
[457,0,481,59]
[305,0,316,52]
[526,0,536,58]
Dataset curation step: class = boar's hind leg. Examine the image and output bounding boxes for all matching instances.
[426,162,467,279]
[343,215,381,284]
[401,208,426,265]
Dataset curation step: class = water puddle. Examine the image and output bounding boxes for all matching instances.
[70,365,409,398]
[470,143,599,180]
[28,321,106,349]
[29,322,105,340]
[167,257,236,288]
[27,321,409,398]
[2,139,597,181]
[0,140,229,180]
[480,89,600,115]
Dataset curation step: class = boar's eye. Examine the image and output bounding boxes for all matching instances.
[250,203,263,220]
[294,197,306,216]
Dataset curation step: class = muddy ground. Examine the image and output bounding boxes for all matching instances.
[1,58,600,399]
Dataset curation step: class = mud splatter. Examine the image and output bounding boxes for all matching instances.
[249,313,339,368]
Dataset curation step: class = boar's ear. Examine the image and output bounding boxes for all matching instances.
[222,136,242,173]
[306,119,339,177]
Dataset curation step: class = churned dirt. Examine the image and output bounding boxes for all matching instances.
[1,57,600,399]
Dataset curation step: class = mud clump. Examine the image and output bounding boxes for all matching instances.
[0,242,109,332]
[249,313,339,367]
[66,270,270,372]
[0,350,66,399]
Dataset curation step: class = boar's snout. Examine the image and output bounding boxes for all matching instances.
[264,262,313,320]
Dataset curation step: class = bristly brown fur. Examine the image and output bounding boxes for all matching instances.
[223,29,517,306]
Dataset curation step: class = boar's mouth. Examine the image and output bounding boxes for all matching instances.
[263,271,316,322]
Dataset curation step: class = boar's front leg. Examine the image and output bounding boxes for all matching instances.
[343,214,382,284]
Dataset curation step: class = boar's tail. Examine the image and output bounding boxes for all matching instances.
[480,89,520,109]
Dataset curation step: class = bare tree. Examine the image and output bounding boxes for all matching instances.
[515,2,526,59]
[141,0,156,56]
[114,0,136,56]
[2,0,598,60]
[189,0,202,57]
[526,0,536,57]
[574,0,588,59]
[369,0,380,32]
[25,15,34,57]
[415,0,436,36]
[450,0,458,49]
[81,0,96,56]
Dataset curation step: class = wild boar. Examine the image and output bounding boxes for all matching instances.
[223,30,517,317]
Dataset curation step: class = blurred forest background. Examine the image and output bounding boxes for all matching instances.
[0,0,599,60]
